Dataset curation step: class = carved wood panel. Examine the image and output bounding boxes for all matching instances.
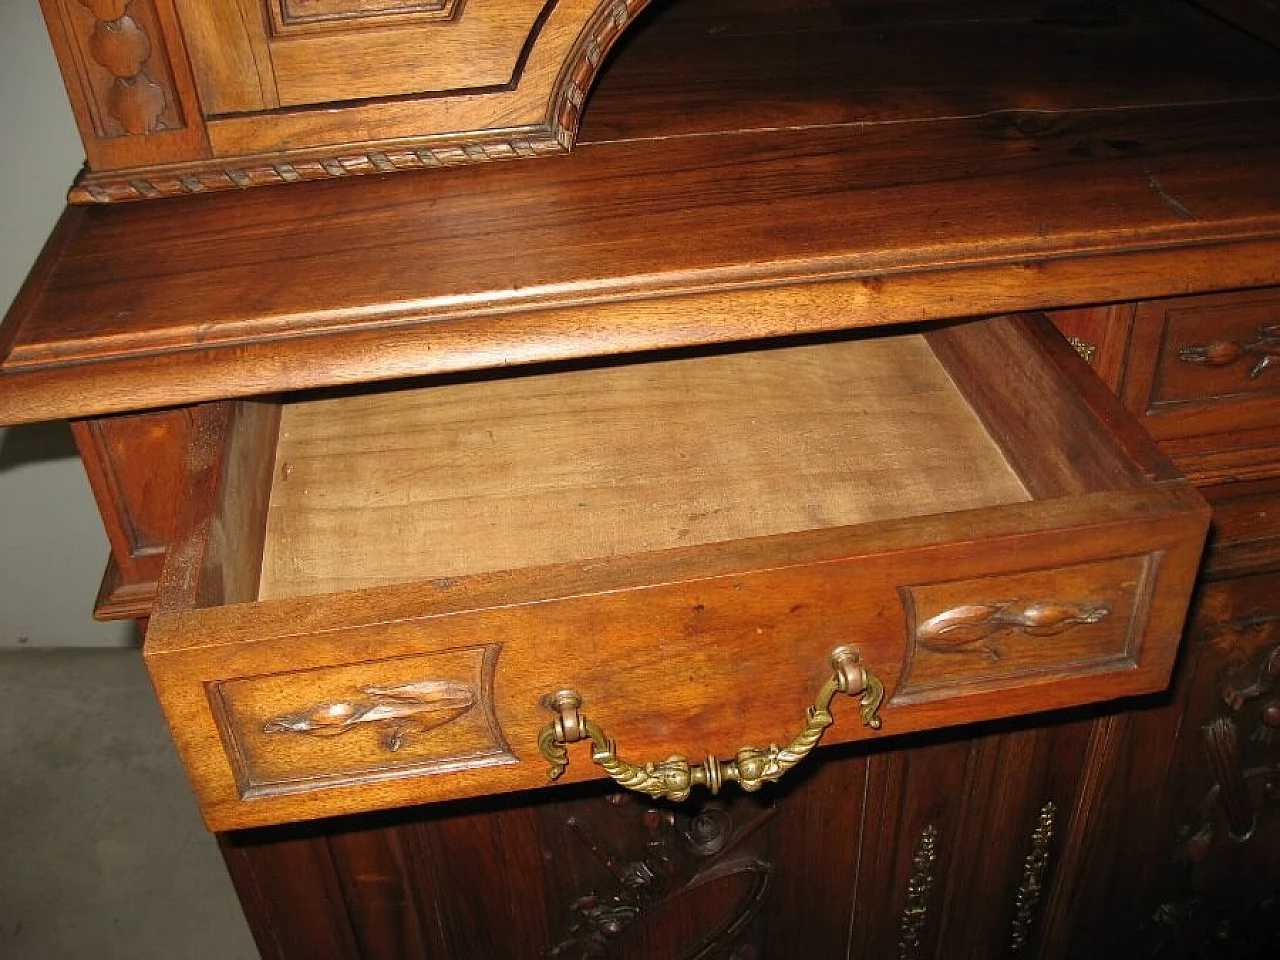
[218,709,1115,960]
[1134,573,1280,958]
[39,0,208,171]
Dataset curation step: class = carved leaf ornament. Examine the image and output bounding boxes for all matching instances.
[262,679,476,752]
[917,599,1112,659]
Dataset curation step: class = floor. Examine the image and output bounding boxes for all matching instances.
[0,648,259,959]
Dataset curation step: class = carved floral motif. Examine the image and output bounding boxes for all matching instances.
[548,797,775,959]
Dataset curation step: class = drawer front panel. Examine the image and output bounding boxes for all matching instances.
[148,497,1202,831]
[1147,296,1280,411]
[1122,290,1280,482]
[895,554,1155,703]
[211,644,512,799]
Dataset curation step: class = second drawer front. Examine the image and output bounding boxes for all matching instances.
[1122,290,1280,482]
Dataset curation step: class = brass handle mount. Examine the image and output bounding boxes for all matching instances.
[538,645,884,802]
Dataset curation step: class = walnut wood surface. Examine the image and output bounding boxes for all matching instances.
[70,408,194,618]
[62,0,653,201]
[15,0,1280,955]
[6,0,1280,424]
[53,0,1280,203]
[38,0,210,172]
[579,0,1280,143]
[5,99,1280,425]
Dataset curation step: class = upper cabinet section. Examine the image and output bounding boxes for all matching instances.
[176,0,548,111]
[40,0,653,202]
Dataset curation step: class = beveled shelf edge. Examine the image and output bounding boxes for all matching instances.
[4,234,1280,427]
[65,0,657,204]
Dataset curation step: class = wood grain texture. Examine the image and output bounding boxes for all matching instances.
[57,0,1280,202]
[179,0,549,109]
[170,0,279,115]
[215,704,1129,960]
[259,334,1028,599]
[7,96,1280,424]
[578,0,1280,144]
[1114,289,1280,489]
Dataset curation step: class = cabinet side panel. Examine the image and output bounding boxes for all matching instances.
[71,407,194,618]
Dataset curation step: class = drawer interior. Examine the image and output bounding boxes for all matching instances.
[258,332,1032,600]
[186,314,1168,610]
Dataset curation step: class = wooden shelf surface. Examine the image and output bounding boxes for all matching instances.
[2,0,1280,424]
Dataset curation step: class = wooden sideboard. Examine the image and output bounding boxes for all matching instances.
[6,0,1280,956]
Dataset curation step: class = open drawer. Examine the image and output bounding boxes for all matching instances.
[144,314,1208,831]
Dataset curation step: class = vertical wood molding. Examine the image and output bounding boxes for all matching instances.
[39,0,208,174]
[1032,712,1134,959]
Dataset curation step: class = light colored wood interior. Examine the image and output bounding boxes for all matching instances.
[258,334,1031,599]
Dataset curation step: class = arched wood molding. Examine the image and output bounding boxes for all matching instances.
[65,0,656,204]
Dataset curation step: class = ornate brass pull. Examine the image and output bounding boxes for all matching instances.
[538,646,884,802]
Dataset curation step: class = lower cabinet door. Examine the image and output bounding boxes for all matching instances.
[219,708,1123,960]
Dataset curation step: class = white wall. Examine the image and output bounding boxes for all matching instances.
[0,2,136,646]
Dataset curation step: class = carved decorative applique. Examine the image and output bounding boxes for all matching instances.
[548,798,775,959]
[1143,622,1280,956]
[916,600,1113,658]
[212,644,514,798]
[1176,324,1280,379]
[77,0,172,136]
[898,824,939,960]
[1010,802,1056,954]
[262,679,477,752]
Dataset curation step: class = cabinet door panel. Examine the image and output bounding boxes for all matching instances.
[220,714,1115,960]
[175,0,552,112]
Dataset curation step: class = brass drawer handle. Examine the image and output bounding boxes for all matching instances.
[538,646,884,801]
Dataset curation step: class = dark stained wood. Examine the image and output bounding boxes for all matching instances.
[1196,0,1280,46]
[70,408,194,619]
[579,0,1280,143]
[214,706,1145,960]
[1117,288,1280,485]
[1199,477,1280,578]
